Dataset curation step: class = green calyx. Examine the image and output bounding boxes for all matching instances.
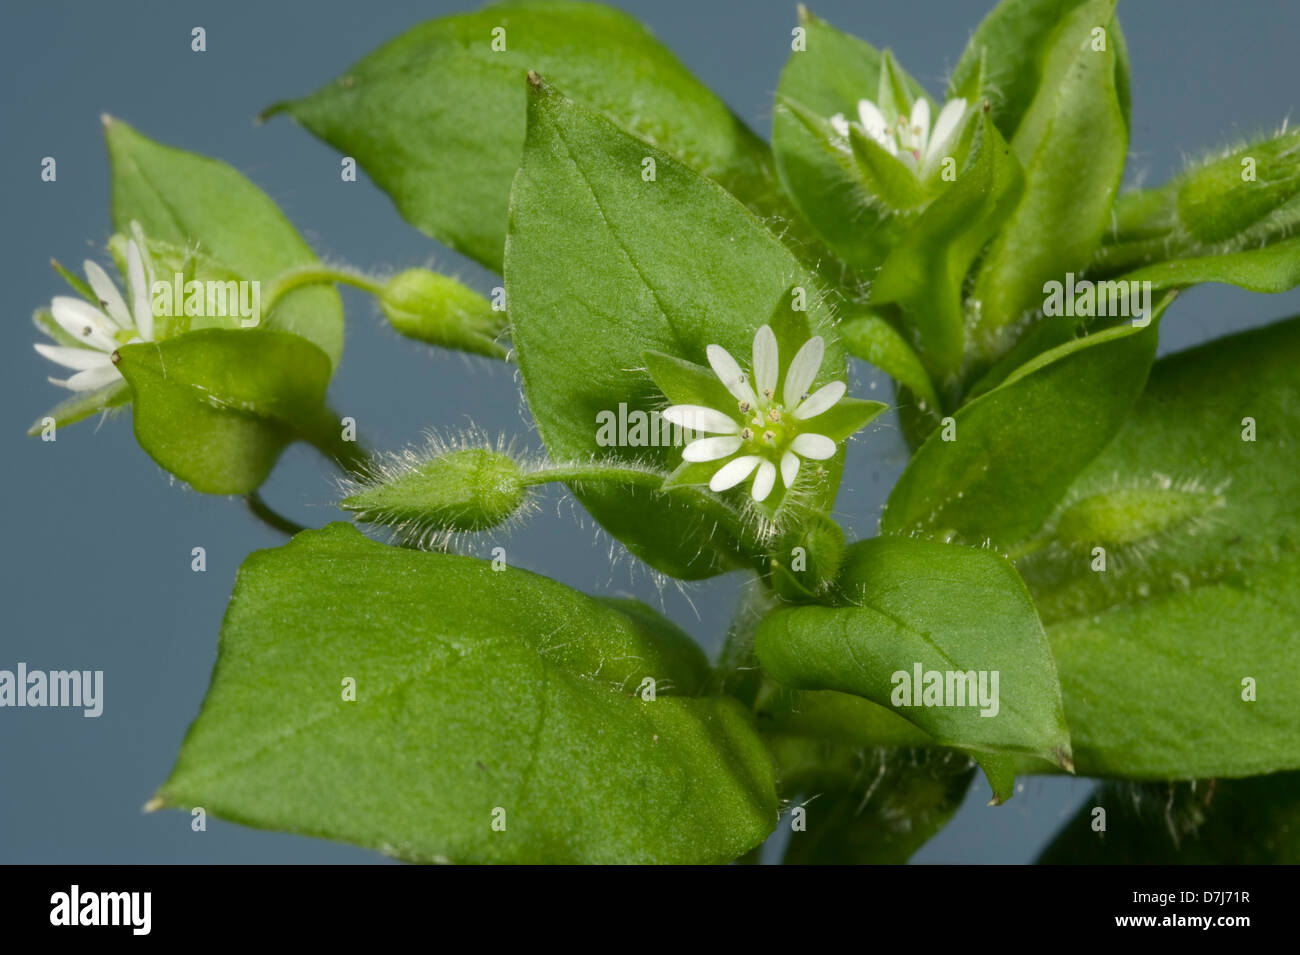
[379,268,507,359]
[341,448,527,536]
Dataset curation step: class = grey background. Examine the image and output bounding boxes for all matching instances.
[2,0,1297,864]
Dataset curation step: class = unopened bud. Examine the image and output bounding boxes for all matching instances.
[341,448,527,536]
[380,269,506,358]
[1177,127,1300,244]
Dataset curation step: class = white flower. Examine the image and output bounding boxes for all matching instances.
[663,325,847,503]
[36,237,156,392]
[831,95,968,178]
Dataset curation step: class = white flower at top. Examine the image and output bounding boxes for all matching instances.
[663,326,846,503]
[36,236,156,392]
[831,95,968,178]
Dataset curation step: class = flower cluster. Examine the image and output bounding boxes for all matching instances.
[663,326,845,502]
[36,228,157,392]
[831,95,969,180]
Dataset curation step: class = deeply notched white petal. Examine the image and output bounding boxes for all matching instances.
[780,451,800,490]
[783,335,825,407]
[751,460,777,502]
[51,361,121,393]
[793,380,847,420]
[909,98,931,157]
[682,435,743,462]
[706,344,759,407]
[663,404,740,435]
[857,98,889,140]
[927,97,968,164]
[34,343,112,371]
[791,432,837,460]
[83,260,131,328]
[752,324,779,399]
[50,296,119,353]
[709,455,762,492]
[830,113,850,138]
[127,239,154,341]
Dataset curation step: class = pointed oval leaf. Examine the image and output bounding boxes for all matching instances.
[115,329,332,494]
[265,1,795,274]
[755,536,1072,764]
[155,524,777,864]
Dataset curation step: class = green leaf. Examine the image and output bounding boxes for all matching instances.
[769,736,975,864]
[1117,236,1300,295]
[882,322,1159,549]
[507,79,848,579]
[1175,126,1300,246]
[1039,775,1300,864]
[838,311,942,412]
[871,110,1025,388]
[804,397,887,443]
[848,125,928,210]
[643,350,745,414]
[771,9,930,271]
[756,686,1019,803]
[265,0,794,274]
[949,0,1130,140]
[1017,315,1300,778]
[26,381,131,436]
[155,523,777,864]
[104,117,343,368]
[755,536,1072,765]
[971,0,1128,358]
[1095,126,1300,276]
[114,329,332,494]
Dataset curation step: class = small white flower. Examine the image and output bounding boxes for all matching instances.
[831,95,968,178]
[36,237,156,392]
[664,325,847,503]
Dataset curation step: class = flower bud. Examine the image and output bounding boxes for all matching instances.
[769,511,846,599]
[1053,485,1223,550]
[379,269,506,358]
[341,448,528,538]
[1176,128,1300,244]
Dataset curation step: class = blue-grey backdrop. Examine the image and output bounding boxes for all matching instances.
[3,0,1298,863]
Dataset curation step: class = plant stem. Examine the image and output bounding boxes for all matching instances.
[261,265,386,315]
[245,491,308,537]
[518,463,667,489]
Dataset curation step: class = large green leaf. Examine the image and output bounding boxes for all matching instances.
[1016,315,1300,778]
[104,118,343,368]
[771,8,928,273]
[971,0,1127,359]
[265,0,794,274]
[1039,774,1300,864]
[881,322,1159,549]
[115,330,333,494]
[506,78,849,579]
[755,537,1072,765]
[154,523,777,864]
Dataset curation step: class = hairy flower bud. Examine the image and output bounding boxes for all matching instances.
[341,447,528,542]
[1177,128,1300,245]
[379,268,506,358]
